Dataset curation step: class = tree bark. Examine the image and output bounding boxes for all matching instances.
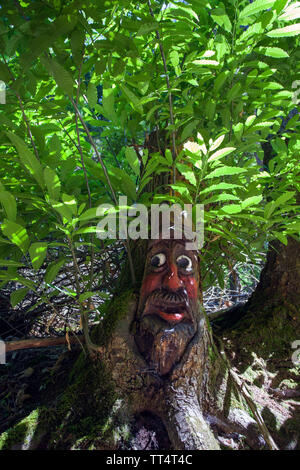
[1,138,299,451]
[95,292,220,449]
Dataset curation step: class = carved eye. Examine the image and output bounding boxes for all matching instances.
[176,255,193,271]
[150,253,166,268]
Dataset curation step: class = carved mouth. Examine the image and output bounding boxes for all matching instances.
[142,292,191,324]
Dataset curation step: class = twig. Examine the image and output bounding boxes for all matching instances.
[1,53,40,161]
[228,367,279,450]
[57,117,80,152]
[148,0,177,185]
[5,334,85,352]
[74,55,96,292]
[44,296,86,354]
[70,97,136,286]
[203,312,279,451]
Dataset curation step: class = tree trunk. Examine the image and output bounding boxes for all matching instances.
[218,236,300,450]
[1,141,299,451]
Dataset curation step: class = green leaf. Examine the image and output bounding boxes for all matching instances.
[45,258,66,284]
[120,175,137,201]
[205,166,246,179]
[167,5,199,22]
[272,231,288,245]
[52,201,73,222]
[0,61,10,82]
[1,220,29,253]
[170,184,192,200]
[87,82,98,108]
[245,115,256,127]
[102,83,118,123]
[264,200,276,219]
[62,194,77,215]
[199,183,242,195]
[274,191,295,208]
[241,195,263,210]
[10,288,29,308]
[181,120,200,142]
[42,57,74,95]
[78,207,98,222]
[279,5,300,21]
[120,84,143,114]
[192,59,219,66]
[251,121,275,131]
[136,22,159,36]
[239,22,263,41]
[214,70,229,93]
[79,292,95,302]
[255,46,289,58]
[44,167,61,200]
[6,132,44,187]
[267,24,300,37]
[75,226,101,235]
[211,6,232,32]
[110,167,136,201]
[125,147,140,176]
[0,259,24,267]
[221,204,242,214]
[274,0,288,13]
[0,272,35,289]
[170,50,180,67]
[205,100,216,120]
[263,82,283,90]
[29,242,47,270]
[226,83,241,102]
[165,149,173,166]
[209,135,225,152]
[233,123,243,141]
[0,191,17,221]
[202,193,240,204]
[176,163,197,186]
[138,176,152,194]
[239,0,276,19]
[208,147,236,163]
[70,28,85,65]
[95,59,106,75]
[288,221,300,232]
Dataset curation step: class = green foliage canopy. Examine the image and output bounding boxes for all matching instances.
[0,0,299,307]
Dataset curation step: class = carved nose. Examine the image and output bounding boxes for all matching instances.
[162,263,184,291]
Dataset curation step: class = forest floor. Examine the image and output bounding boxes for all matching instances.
[0,345,68,436]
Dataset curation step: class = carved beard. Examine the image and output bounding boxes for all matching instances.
[134,288,198,376]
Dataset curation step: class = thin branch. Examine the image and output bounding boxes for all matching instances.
[70,97,136,285]
[1,53,40,161]
[148,0,177,186]
[71,99,117,203]
[41,295,86,354]
[228,367,279,451]
[74,56,96,292]
[5,334,85,353]
[203,311,279,451]
[68,233,103,355]
[57,117,81,152]
[75,58,92,210]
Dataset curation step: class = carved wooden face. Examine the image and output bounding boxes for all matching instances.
[134,239,200,376]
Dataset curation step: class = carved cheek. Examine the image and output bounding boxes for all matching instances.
[141,272,163,299]
[181,276,198,299]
